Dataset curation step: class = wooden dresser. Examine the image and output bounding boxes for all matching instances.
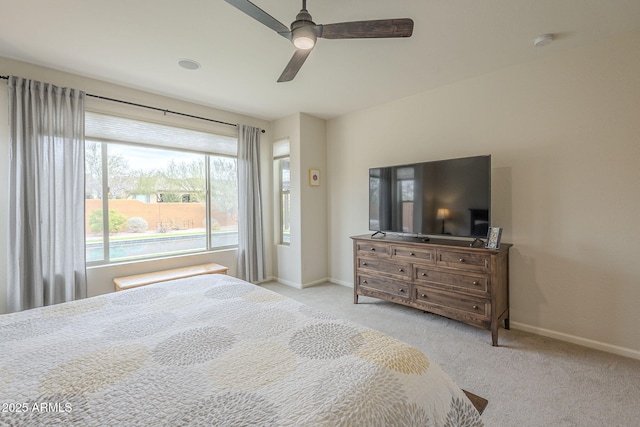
[351,234,511,346]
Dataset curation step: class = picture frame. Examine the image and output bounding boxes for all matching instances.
[485,226,502,249]
[309,168,320,186]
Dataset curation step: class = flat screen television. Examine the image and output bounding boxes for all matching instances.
[369,155,491,238]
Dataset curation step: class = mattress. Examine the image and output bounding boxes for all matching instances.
[0,274,483,426]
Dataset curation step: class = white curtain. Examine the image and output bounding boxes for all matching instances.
[237,124,266,283]
[7,76,87,312]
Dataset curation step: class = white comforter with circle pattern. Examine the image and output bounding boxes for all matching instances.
[0,274,483,426]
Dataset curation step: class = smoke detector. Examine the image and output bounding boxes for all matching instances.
[533,34,554,48]
[178,59,201,70]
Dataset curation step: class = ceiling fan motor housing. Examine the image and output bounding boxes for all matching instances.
[291,9,317,49]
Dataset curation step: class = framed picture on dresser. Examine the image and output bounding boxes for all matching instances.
[486,226,502,249]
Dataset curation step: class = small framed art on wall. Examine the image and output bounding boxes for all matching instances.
[309,168,320,186]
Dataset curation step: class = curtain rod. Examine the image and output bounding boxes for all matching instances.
[0,75,265,133]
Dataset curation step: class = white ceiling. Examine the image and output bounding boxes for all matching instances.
[1,0,639,121]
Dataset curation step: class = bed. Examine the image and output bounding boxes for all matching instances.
[1,274,484,426]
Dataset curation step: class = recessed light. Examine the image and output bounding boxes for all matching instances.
[533,34,553,48]
[178,59,201,70]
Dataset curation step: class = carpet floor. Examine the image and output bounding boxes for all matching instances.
[262,282,640,427]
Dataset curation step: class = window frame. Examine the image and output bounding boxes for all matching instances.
[85,121,239,267]
[275,155,290,246]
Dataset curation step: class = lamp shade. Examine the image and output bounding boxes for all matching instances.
[436,208,450,220]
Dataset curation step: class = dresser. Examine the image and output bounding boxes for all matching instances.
[351,234,511,346]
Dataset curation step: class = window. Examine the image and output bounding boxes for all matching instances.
[279,157,291,244]
[85,113,238,265]
[273,139,290,245]
[210,156,239,248]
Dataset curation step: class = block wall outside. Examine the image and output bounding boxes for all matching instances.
[84,199,236,234]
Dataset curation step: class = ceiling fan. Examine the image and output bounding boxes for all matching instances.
[224,0,414,82]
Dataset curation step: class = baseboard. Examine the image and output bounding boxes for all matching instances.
[274,277,331,289]
[328,277,353,288]
[273,276,353,289]
[301,277,331,289]
[274,278,303,289]
[511,321,640,361]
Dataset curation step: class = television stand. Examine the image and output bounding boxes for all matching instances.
[351,234,511,346]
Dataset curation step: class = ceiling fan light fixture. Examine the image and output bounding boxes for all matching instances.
[292,25,317,50]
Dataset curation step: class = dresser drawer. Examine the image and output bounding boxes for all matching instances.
[358,275,410,301]
[414,267,489,295]
[414,286,490,319]
[437,249,490,272]
[356,242,390,257]
[357,257,411,279]
[391,246,436,264]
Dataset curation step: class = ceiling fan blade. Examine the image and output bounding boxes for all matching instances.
[319,18,414,39]
[277,49,313,82]
[224,0,291,39]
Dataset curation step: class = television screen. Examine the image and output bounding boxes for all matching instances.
[369,155,491,238]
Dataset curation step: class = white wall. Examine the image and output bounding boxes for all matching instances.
[272,113,328,288]
[299,114,328,286]
[272,114,302,286]
[0,57,271,311]
[326,31,640,358]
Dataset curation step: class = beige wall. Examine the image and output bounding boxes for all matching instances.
[0,57,272,310]
[326,31,640,358]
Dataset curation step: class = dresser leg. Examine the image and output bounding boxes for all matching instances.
[504,318,510,330]
[354,294,359,304]
[491,326,499,347]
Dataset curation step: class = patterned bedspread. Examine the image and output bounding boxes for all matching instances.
[0,274,483,426]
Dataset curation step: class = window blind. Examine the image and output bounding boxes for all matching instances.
[85,112,237,156]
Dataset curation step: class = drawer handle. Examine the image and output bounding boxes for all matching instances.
[363,280,368,284]
[398,268,404,272]
[420,293,426,298]
[362,262,368,266]
[370,247,376,251]
[472,281,479,286]
[421,273,427,277]
[472,305,479,310]
[459,258,465,263]
[409,252,415,256]
[398,288,405,293]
